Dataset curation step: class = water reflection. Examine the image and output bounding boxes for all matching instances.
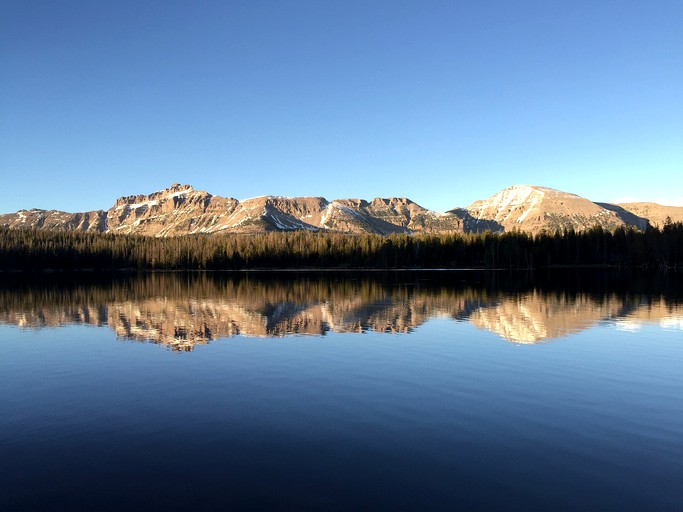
[1,271,681,349]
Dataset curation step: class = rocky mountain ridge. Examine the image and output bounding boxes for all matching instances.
[2,183,682,236]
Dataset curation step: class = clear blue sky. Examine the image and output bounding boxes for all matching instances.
[1,0,682,213]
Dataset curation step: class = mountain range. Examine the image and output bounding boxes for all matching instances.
[2,183,682,236]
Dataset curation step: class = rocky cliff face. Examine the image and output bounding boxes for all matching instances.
[106,183,241,236]
[1,183,679,237]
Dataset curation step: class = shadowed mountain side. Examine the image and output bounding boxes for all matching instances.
[447,208,503,233]
[596,203,650,231]
[1,272,681,348]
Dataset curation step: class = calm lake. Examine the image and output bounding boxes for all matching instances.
[1,270,682,511]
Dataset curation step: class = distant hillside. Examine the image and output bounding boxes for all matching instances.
[616,203,683,228]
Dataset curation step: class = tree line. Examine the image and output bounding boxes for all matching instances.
[1,222,682,270]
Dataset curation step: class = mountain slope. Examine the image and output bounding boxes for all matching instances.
[465,185,627,234]
[0,209,106,232]
[594,203,650,231]
[616,202,683,228]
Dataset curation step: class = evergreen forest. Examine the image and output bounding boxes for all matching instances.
[1,223,683,271]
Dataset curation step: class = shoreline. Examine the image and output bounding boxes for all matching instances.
[1,264,678,273]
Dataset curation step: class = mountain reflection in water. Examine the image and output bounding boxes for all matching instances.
[1,271,682,349]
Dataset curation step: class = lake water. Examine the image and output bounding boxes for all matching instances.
[1,270,682,511]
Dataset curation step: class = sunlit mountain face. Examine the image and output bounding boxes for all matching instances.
[2,271,681,349]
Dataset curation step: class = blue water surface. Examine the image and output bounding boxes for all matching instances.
[0,272,681,511]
